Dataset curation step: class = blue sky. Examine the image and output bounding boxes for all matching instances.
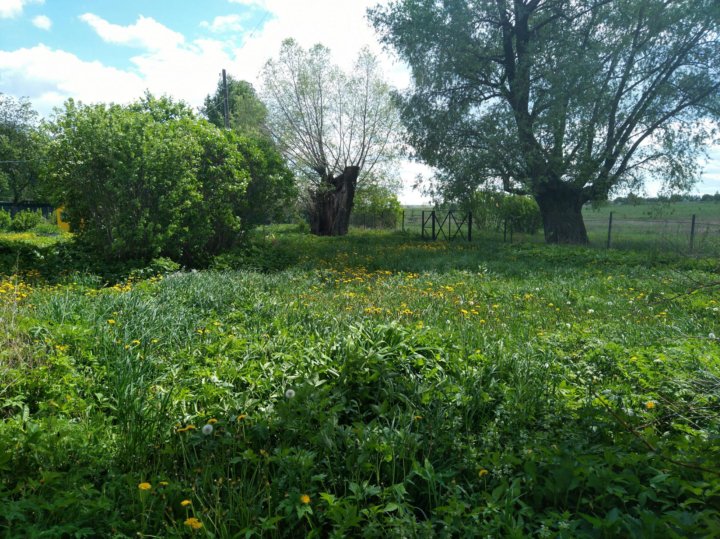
[0,0,398,115]
[0,0,718,199]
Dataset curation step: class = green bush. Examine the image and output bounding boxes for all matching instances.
[44,94,292,266]
[462,191,541,234]
[500,195,542,234]
[352,183,402,228]
[0,209,10,231]
[10,209,43,232]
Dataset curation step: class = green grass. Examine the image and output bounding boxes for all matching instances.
[1,229,719,537]
[583,200,720,223]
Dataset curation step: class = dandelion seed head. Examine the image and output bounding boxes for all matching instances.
[202,424,213,435]
[285,389,296,399]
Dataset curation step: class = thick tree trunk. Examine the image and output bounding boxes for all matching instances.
[310,166,359,236]
[535,184,589,244]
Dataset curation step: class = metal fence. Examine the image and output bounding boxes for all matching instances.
[349,210,399,230]
[585,212,720,256]
[352,207,720,255]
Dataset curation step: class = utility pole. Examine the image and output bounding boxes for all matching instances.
[222,69,230,129]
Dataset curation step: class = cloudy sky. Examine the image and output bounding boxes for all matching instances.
[0,0,718,200]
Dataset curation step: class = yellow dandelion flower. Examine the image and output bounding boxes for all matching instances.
[207,418,218,424]
[184,517,203,530]
[478,468,489,478]
[237,414,247,421]
[300,494,311,504]
[138,482,152,490]
[180,499,192,507]
[107,319,116,325]
[646,401,656,410]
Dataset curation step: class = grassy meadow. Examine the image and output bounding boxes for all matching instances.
[1,228,719,537]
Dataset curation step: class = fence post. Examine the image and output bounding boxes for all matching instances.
[468,212,472,242]
[690,214,696,252]
[432,210,436,240]
[421,210,425,239]
[606,211,613,249]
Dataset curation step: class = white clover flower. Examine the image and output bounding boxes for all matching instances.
[202,424,213,435]
[587,309,595,314]
[285,389,296,399]
[709,332,717,340]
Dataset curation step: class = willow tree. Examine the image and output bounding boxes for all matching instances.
[370,0,720,243]
[262,39,401,236]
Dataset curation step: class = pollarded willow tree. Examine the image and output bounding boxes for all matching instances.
[262,39,402,236]
[370,0,720,243]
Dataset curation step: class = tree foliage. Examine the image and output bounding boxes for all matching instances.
[45,94,271,264]
[202,74,269,138]
[202,75,296,227]
[370,0,720,243]
[261,39,402,235]
[0,93,47,203]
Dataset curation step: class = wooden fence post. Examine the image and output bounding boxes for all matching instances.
[607,211,613,249]
[431,210,436,240]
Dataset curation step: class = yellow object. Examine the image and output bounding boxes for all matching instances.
[54,206,70,232]
[184,517,203,530]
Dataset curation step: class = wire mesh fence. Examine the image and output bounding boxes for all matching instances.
[585,213,720,256]
[351,207,720,257]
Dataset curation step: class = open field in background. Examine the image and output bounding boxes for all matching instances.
[385,201,720,256]
[1,227,719,537]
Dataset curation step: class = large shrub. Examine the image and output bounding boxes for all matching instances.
[499,195,542,234]
[461,191,541,234]
[44,95,287,265]
[10,209,43,232]
[352,183,402,228]
[0,209,10,231]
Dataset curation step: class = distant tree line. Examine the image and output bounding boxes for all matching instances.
[612,192,720,205]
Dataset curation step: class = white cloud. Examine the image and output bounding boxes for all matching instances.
[79,13,185,51]
[0,44,145,112]
[201,14,245,33]
[221,0,408,88]
[31,14,50,30]
[0,0,42,19]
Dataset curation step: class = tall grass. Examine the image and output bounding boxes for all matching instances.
[1,230,719,537]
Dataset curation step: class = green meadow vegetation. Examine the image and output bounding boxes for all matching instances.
[1,227,719,537]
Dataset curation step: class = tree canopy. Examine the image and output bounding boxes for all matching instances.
[261,39,402,235]
[0,93,47,203]
[202,74,269,139]
[370,0,720,243]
